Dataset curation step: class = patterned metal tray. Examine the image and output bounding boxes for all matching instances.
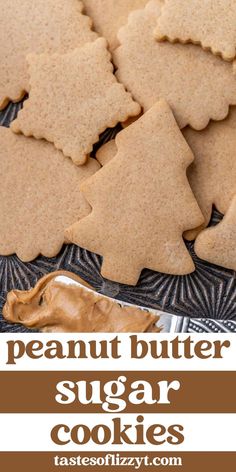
[0,101,236,333]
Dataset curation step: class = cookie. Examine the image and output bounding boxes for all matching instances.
[113,0,236,130]
[0,127,100,262]
[0,0,97,110]
[65,100,204,286]
[195,196,236,271]
[183,108,236,240]
[11,38,140,166]
[82,0,148,51]
[96,140,117,166]
[155,0,236,62]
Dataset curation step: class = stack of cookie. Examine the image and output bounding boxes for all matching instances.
[0,1,139,263]
[1,0,236,286]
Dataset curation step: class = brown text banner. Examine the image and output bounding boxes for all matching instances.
[0,452,235,471]
[0,371,235,413]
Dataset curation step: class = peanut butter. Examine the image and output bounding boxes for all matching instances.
[3,271,159,333]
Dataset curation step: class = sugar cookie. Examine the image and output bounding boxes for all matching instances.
[83,0,148,51]
[0,0,97,110]
[66,101,203,285]
[0,127,100,261]
[184,108,236,239]
[114,0,236,130]
[195,196,236,271]
[155,0,236,61]
[11,38,140,165]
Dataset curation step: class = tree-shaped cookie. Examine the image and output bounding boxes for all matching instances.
[97,109,236,242]
[65,101,204,286]
[11,38,140,165]
[155,0,236,61]
[195,196,236,271]
[0,0,97,110]
[83,0,148,51]
[113,0,236,130]
[183,108,236,240]
[0,127,100,262]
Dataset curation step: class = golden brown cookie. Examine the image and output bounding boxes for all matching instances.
[65,101,203,286]
[183,108,236,240]
[155,0,236,61]
[103,110,236,241]
[114,0,236,130]
[0,127,100,262]
[195,196,236,271]
[82,0,148,51]
[0,0,97,110]
[11,38,140,166]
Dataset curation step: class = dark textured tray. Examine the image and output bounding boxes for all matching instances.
[0,101,236,333]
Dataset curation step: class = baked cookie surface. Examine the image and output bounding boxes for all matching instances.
[0,127,100,261]
[66,101,203,285]
[184,108,236,240]
[0,0,97,109]
[195,196,236,271]
[114,0,236,130]
[11,38,140,165]
[155,0,236,61]
[83,0,148,51]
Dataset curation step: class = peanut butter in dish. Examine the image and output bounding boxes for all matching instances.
[3,271,159,333]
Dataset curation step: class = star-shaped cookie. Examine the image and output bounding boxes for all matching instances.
[11,38,140,165]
